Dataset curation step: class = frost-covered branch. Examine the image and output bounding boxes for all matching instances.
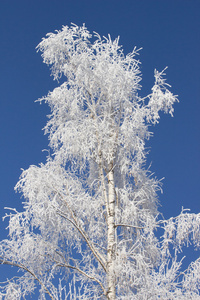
[115,224,144,229]
[0,258,55,300]
[55,206,107,272]
[48,257,106,296]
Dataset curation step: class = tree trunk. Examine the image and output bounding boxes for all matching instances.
[107,165,116,299]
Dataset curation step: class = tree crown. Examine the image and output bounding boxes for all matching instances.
[1,24,199,300]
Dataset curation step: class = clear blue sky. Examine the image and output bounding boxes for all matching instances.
[0,0,199,285]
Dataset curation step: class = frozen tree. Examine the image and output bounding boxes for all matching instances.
[0,24,200,299]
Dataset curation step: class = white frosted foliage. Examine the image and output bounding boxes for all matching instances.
[0,24,199,299]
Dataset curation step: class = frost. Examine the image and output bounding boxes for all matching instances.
[0,24,199,299]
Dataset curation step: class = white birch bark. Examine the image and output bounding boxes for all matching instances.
[107,164,116,300]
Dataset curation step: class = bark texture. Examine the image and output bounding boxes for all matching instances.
[107,165,116,299]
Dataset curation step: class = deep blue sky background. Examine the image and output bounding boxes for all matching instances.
[0,0,199,291]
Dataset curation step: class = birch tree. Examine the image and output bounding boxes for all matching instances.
[0,24,200,299]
